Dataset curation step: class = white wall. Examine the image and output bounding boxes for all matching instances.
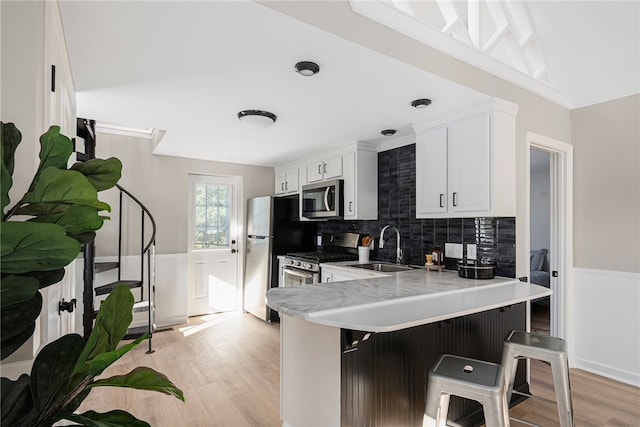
[568,94,640,386]
[90,132,276,324]
[1,0,48,369]
[94,132,275,256]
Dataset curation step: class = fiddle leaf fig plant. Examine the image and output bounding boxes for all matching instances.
[1,123,185,426]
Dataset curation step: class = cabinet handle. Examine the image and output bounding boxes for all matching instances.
[439,194,444,208]
[452,192,458,206]
[323,163,327,174]
[285,182,288,191]
[281,183,285,191]
[349,201,353,212]
[318,164,322,175]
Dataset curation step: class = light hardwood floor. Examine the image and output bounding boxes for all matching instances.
[79,312,640,426]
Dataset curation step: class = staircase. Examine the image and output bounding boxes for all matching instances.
[76,118,157,353]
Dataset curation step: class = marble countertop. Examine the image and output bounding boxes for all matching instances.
[266,264,551,332]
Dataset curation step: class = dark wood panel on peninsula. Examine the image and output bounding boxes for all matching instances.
[341,303,527,426]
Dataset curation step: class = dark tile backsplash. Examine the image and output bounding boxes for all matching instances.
[317,144,516,278]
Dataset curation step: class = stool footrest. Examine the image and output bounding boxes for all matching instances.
[510,416,542,427]
[512,389,558,405]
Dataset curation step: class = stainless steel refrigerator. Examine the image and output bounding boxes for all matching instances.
[244,195,316,321]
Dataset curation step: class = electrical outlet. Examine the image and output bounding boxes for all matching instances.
[444,243,463,259]
[466,244,477,260]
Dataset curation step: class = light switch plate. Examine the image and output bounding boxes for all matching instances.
[466,244,477,260]
[445,243,463,259]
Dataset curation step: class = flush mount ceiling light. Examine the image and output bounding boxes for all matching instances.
[237,110,277,128]
[411,98,432,109]
[381,129,397,136]
[294,61,320,76]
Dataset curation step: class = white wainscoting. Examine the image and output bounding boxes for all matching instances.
[572,267,640,387]
[84,254,189,330]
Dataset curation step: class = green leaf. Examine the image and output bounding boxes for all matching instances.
[1,291,42,341]
[38,125,73,172]
[28,204,105,235]
[1,149,12,213]
[78,336,146,380]
[74,286,135,374]
[16,268,66,290]
[62,410,151,427]
[0,275,39,308]
[1,318,36,360]
[24,168,111,212]
[58,388,91,419]
[90,366,185,402]
[0,221,81,274]
[1,122,22,175]
[70,157,122,191]
[16,201,69,216]
[30,334,85,418]
[1,374,34,426]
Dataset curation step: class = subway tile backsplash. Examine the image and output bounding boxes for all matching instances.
[317,144,516,278]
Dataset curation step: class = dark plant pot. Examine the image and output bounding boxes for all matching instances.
[457,261,496,279]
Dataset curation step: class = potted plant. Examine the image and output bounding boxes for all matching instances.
[1,123,184,426]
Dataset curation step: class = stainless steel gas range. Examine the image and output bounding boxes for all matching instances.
[281,232,360,287]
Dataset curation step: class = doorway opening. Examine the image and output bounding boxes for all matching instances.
[530,149,551,334]
[526,132,573,341]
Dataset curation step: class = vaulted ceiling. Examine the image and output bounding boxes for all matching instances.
[59,0,639,167]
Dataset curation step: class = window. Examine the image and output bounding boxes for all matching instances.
[193,183,230,249]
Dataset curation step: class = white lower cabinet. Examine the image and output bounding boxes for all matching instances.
[321,264,386,283]
[415,99,518,218]
[321,268,356,283]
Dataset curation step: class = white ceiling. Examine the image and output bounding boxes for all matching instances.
[59,0,639,167]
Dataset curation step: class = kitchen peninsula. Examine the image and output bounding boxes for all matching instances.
[266,268,551,427]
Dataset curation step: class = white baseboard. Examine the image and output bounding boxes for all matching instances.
[573,356,640,387]
[157,315,188,329]
[572,267,640,387]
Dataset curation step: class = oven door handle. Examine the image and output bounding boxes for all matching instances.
[283,267,314,279]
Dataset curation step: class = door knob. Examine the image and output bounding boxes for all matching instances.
[231,239,236,244]
[231,249,237,254]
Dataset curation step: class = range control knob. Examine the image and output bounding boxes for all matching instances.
[295,261,301,267]
[304,263,313,270]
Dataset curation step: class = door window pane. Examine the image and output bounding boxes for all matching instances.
[194,183,230,249]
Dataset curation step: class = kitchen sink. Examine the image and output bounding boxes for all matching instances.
[346,262,415,272]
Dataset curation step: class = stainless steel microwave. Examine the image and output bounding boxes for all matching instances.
[301,179,344,219]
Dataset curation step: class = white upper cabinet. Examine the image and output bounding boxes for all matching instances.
[342,145,377,220]
[275,167,300,195]
[275,143,377,220]
[416,127,448,214]
[307,156,343,183]
[415,98,518,218]
[448,113,491,212]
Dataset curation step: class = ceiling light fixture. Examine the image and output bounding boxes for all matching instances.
[381,129,397,136]
[237,110,277,128]
[294,61,320,76]
[411,98,432,109]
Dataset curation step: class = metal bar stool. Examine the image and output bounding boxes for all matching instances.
[502,330,574,427]
[426,354,510,427]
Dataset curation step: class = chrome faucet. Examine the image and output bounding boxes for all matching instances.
[379,225,403,264]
